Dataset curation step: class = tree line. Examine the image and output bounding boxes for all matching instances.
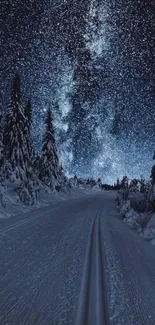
[0,74,65,204]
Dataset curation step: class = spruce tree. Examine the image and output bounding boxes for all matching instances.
[24,99,34,162]
[39,108,59,187]
[25,99,32,126]
[117,177,120,189]
[4,74,29,173]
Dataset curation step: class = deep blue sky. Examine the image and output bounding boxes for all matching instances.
[0,0,155,182]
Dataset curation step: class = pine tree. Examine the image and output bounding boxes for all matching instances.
[117,177,120,189]
[39,108,60,187]
[24,99,34,163]
[4,74,29,174]
[25,99,32,126]
[0,91,4,167]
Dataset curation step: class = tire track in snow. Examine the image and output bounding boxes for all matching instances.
[0,209,54,235]
[0,211,88,291]
[74,209,109,325]
[0,210,92,325]
[0,195,94,235]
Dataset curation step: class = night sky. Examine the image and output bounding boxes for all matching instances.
[1,0,155,183]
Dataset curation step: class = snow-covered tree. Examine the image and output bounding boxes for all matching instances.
[121,176,129,189]
[4,74,29,174]
[117,177,121,189]
[39,108,60,188]
[25,99,32,126]
[32,153,41,176]
[24,99,34,162]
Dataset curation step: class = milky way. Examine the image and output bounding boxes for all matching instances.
[0,0,155,183]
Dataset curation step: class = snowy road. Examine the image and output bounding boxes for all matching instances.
[1,191,155,324]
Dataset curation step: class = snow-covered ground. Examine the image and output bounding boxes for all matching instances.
[118,189,155,245]
[0,182,102,219]
[1,191,155,324]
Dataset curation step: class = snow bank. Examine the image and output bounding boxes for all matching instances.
[117,186,155,246]
[0,177,102,219]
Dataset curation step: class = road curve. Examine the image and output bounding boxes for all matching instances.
[1,191,155,324]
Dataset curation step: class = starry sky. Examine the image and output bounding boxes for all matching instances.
[0,0,155,183]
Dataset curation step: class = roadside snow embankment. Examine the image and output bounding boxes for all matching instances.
[117,188,155,245]
[0,176,102,219]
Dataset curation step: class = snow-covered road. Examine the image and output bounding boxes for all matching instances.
[1,191,155,324]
